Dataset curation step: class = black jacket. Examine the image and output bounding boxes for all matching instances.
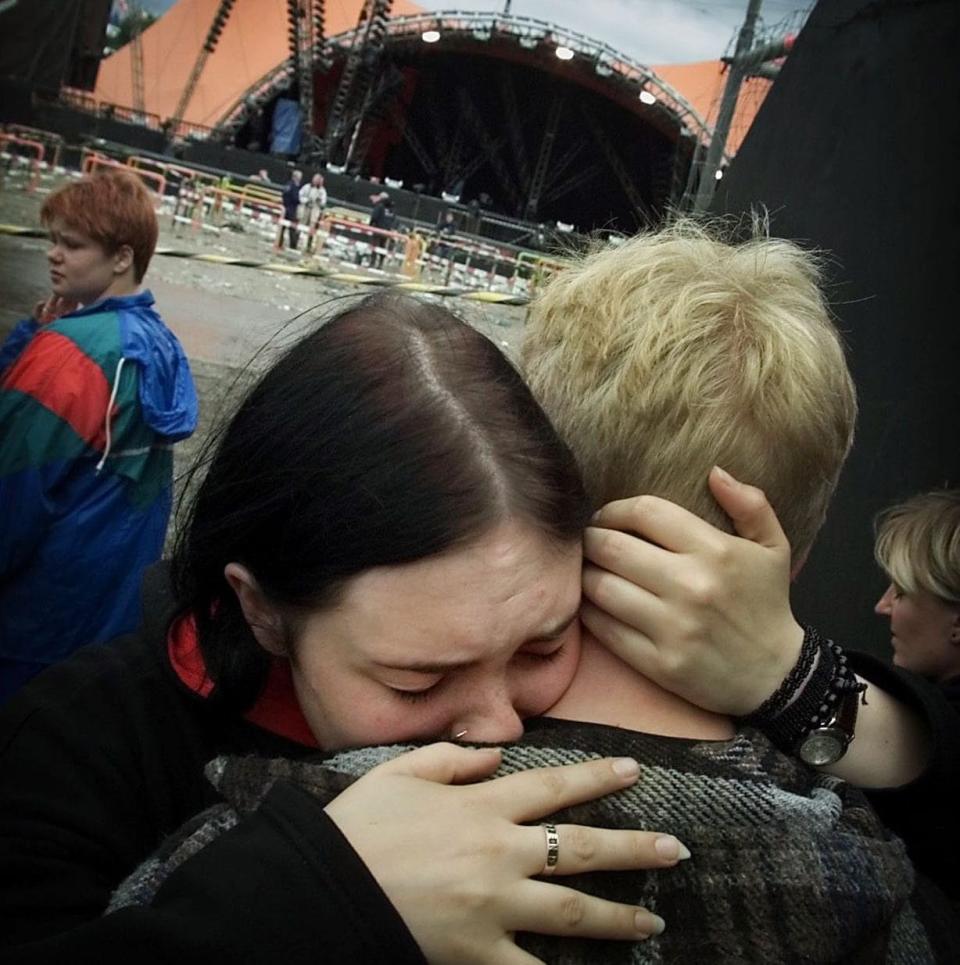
[3,568,957,960]
[0,566,424,964]
[851,652,960,901]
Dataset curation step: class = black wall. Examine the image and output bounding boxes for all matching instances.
[715,0,960,655]
[0,0,111,92]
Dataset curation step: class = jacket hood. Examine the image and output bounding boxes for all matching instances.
[114,290,198,441]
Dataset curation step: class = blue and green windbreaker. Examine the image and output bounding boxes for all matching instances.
[0,291,197,691]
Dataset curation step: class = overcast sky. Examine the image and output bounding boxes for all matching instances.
[414,0,813,64]
[136,0,813,65]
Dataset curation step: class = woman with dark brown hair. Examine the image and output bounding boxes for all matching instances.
[0,293,676,963]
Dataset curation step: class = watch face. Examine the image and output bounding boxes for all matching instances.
[799,728,846,767]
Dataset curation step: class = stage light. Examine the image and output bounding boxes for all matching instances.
[639,90,656,105]
[518,36,538,49]
[555,46,574,61]
[421,29,440,43]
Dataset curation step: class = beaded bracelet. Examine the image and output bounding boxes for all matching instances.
[742,624,820,722]
[738,627,866,755]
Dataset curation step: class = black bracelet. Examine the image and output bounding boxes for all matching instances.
[738,628,865,755]
[755,640,836,751]
[742,625,820,722]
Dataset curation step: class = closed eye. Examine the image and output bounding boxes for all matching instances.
[515,644,566,663]
[390,680,444,703]
[388,645,567,703]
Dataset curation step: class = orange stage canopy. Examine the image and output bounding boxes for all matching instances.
[95,0,768,153]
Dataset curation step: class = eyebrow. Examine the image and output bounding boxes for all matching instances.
[373,610,580,674]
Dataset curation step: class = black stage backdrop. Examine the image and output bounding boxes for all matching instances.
[714,0,960,656]
[0,0,111,92]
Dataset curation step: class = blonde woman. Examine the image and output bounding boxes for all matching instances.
[875,489,960,690]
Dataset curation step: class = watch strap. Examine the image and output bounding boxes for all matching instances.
[797,687,861,764]
[738,628,866,758]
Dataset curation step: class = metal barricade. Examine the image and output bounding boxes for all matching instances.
[516,251,570,295]
[5,126,65,171]
[0,134,45,192]
[420,235,520,291]
[81,152,166,196]
[312,216,410,271]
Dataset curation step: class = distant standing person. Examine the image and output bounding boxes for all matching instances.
[299,174,328,251]
[280,169,303,250]
[368,191,395,267]
[434,210,457,260]
[0,170,198,703]
[874,489,960,700]
[299,174,327,226]
[368,191,395,230]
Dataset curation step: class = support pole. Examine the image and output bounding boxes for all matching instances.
[287,0,326,161]
[131,34,145,116]
[692,0,762,212]
[324,1,392,167]
[168,0,236,138]
[524,94,563,220]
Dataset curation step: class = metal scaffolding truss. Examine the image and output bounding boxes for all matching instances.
[540,160,604,209]
[287,0,326,158]
[498,68,530,192]
[342,59,407,171]
[387,102,437,176]
[215,9,720,157]
[131,33,145,116]
[455,88,522,211]
[580,103,653,225]
[170,0,236,136]
[544,138,586,197]
[359,11,717,150]
[524,93,563,219]
[324,0,393,166]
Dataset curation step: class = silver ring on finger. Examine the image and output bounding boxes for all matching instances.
[541,823,560,876]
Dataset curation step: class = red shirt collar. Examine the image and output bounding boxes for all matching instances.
[167,612,319,748]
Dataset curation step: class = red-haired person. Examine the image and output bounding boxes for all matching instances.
[0,170,197,702]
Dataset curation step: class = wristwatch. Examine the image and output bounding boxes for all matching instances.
[796,688,861,766]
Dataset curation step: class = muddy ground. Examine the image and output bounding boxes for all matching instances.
[0,177,528,542]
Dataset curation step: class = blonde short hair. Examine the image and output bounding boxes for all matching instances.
[874,490,960,604]
[521,220,858,558]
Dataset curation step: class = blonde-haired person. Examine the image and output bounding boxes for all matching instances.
[875,489,960,690]
[35,232,957,960]
[98,242,955,962]
[523,219,959,904]
[523,220,854,556]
